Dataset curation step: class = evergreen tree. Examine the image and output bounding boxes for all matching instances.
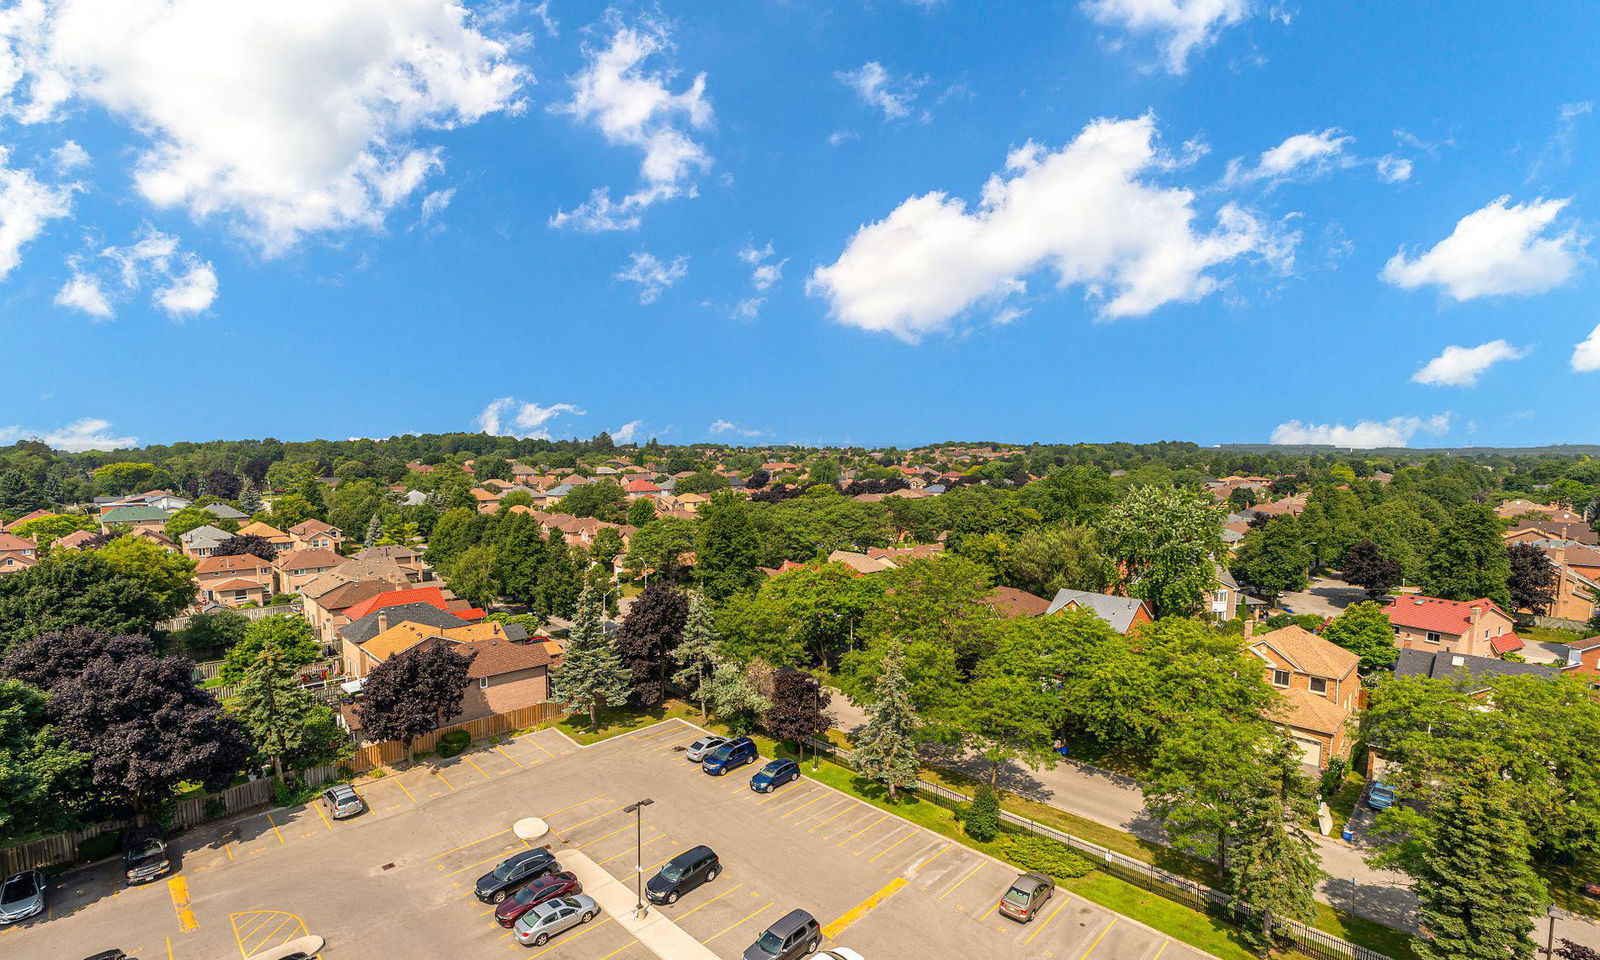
[964,783,1000,842]
[1422,504,1513,609]
[673,591,719,717]
[364,513,382,547]
[1413,768,1546,960]
[1227,736,1322,951]
[549,582,630,730]
[0,471,38,516]
[851,640,921,801]
[237,477,263,515]
[230,644,316,783]
[706,659,770,734]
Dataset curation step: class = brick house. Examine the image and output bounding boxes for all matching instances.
[0,532,38,575]
[271,547,344,595]
[194,553,274,607]
[1249,625,1361,769]
[288,519,344,553]
[236,521,294,552]
[1044,589,1154,635]
[1387,595,1522,658]
[180,524,233,559]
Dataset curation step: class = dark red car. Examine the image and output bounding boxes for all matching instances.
[494,872,582,928]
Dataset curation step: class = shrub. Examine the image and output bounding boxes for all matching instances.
[437,730,471,758]
[77,831,120,863]
[1000,834,1096,879]
[964,784,1000,842]
[1319,757,1349,802]
[203,796,228,820]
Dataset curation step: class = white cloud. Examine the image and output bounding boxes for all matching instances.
[836,61,923,122]
[1226,129,1353,184]
[1270,414,1451,448]
[0,0,526,255]
[0,417,137,451]
[1083,0,1252,74]
[732,297,763,320]
[614,251,688,304]
[475,397,585,439]
[1376,155,1412,183]
[1571,322,1600,372]
[809,114,1292,342]
[739,241,787,291]
[419,188,455,225]
[1381,196,1585,300]
[1529,101,1592,183]
[50,139,90,174]
[58,226,218,319]
[827,130,859,148]
[52,269,110,317]
[1411,340,1527,387]
[0,146,74,280]
[611,419,645,444]
[550,16,712,231]
[709,419,763,438]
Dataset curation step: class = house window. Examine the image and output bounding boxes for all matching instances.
[478,677,489,689]
[1309,677,1328,695]
[1425,631,1442,643]
[1271,670,1290,687]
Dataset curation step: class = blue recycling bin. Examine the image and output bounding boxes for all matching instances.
[1341,825,1353,842]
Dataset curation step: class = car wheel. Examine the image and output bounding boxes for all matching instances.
[666,891,679,904]
[534,934,549,947]
[582,911,594,923]
[707,867,719,881]
[492,890,508,904]
[807,937,820,953]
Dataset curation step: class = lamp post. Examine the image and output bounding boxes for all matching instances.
[1545,903,1560,960]
[624,798,654,918]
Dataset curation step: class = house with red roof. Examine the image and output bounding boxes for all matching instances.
[624,478,662,499]
[1387,594,1521,659]
[342,584,485,624]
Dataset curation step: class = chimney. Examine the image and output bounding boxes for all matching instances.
[1243,619,1255,639]
[377,610,389,633]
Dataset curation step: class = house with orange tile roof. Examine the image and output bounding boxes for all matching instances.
[1250,625,1361,769]
[236,520,293,551]
[471,487,503,514]
[0,532,39,575]
[1387,594,1521,658]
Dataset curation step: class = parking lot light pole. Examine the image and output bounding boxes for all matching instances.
[624,798,654,918]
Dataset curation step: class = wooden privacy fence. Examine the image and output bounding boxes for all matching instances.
[0,701,567,876]
[161,601,304,632]
[806,738,1397,960]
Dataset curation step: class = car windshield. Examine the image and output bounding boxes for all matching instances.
[127,840,164,864]
[493,860,523,880]
[2,874,37,901]
[762,763,784,775]
[755,931,785,955]
[1003,885,1033,906]
[514,884,543,904]
[659,862,684,882]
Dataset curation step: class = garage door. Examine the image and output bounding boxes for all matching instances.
[1291,736,1322,768]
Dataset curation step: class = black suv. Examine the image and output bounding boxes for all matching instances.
[744,908,821,960]
[646,845,721,905]
[122,828,171,885]
[475,849,560,903]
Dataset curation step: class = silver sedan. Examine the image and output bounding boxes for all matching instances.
[513,894,601,947]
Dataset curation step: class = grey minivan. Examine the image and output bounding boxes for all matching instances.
[512,894,600,946]
[744,908,820,960]
[646,845,721,905]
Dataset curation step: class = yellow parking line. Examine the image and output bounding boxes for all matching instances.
[435,769,456,791]
[822,876,906,939]
[166,876,198,932]
[779,793,830,819]
[432,829,511,861]
[867,829,916,862]
[835,814,888,847]
[443,846,523,878]
[312,801,332,831]
[527,916,612,957]
[1074,918,1117,958]
[393,777,420,805]
[675,882,744,919]
[542,794,607,820]
[464,754,493,780]
[497,746,524,767]
[251,914,298,952]
[911,843,952,874]
[597,834,673,866]
[529,736,557,758]
[166,935,174,959]
[1150,938,1171,960]
[807,800,857,832]
[704,903,774,944]
[264,812,286,845]
[576,823,636,850]
[755,783,807,805]
[560,804,628,833]
[939,862,985,901]
[596,939,639,960]
[632,725,683,743]
[1024,898,1070,945]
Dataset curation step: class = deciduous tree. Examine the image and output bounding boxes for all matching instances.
[764,669,830,748]
[1505,542,1558,615]
[214,533,279,561]
[220,614,320,684]
[1099,485,1224,618]
[357,643,476,764]
[1342,539,1402,600]
[696,491,763,599]
[614,583,687,704]
[1321,601,1399,674]
[1422,503,1513,609]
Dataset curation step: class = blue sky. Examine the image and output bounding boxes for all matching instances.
[0,1,1596,451]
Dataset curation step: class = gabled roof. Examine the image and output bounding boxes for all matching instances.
[53,529,98,550]
[1506,519,1599,545]
[625,478,662,493]
[272,547,344,571]
[1045,589,1151,633]
[312,579,395,612]
[203,503,249,520]
[827,550,893,574]
[0,532,37,551]
[1387,595,1509,635]
[339,602,470,644]
[209,577,267,592]
[1250,625,1359,680]
[195,553,272,574]
[237,521,290,540]
[1393,648,1557,683]
[353,544,421,563]
[100,505,169,524]
[289,518,338,537]
[343,585,485,623]
[1272,687,1351,736]
[981,586,1051,618]
[3,509,52,531]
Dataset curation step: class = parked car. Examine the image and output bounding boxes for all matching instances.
[685,736,727,762]
[0,869,45,924]
[703,737,759,776]
[750,759,799,793]
[818,951,865,960]
[495,871,581,928]
[512,894,600,947]
[998,871,1054,923]
[81,953,133,960]
[321,784,365,820]
[475,849,560,903]
[243,935,325,960]
[1366,783,1397,811]
[646,846,721,905]
[743,908,820,960]
[121,828,171,885]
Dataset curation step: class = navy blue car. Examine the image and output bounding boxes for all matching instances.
[750,759,799,793]
[702,737,758,776]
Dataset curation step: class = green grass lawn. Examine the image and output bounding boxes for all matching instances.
[541,700,703,744]
[1326,771,1367,835]
[1519,624,1588,645]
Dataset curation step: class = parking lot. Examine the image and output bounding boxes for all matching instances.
[1,719,1211,960]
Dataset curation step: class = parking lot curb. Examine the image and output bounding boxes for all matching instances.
[560,849,718,960]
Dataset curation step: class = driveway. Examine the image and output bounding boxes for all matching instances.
[1276,575,1368,619]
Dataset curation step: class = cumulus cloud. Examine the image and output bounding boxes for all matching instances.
[739,242,787,291]
[1381,196,1585,300]
[1571,322,1600,373]
[0,146,74,280]
[475,397,585,439]
[1226,129,1353,184]
[1082,0,1252,74]
[0,0,527,254]
[1411,340,1527,387]
[611,419,645,444]
[709,419,763,438]
[550,16,712,231]
[1270,414,1451,448]
[808,114,1292,342]
[55,226,217,319]
[836,61,924,122]
[732,297,763,321]
[0,417,137,451]
[614,251,688,304]
[1376,155,1412,183]
[50,139,89,174]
